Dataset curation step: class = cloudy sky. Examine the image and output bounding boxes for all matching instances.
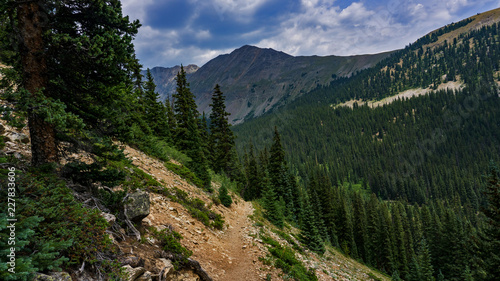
[121,0,499,69]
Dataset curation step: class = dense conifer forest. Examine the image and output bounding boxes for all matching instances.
[0,1,499,280]
[233,18,500,281]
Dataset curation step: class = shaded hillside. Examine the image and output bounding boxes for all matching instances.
[150,45,393,124]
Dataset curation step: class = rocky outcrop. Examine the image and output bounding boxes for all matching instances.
[124,190,150,222]
[149,45,393,124]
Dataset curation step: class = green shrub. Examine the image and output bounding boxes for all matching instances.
[151,227,192,269]
[63,162,125,187]
[165,162,203,187]
[154,187,225,230]
[0,169,119,280]
[262,235,318,281]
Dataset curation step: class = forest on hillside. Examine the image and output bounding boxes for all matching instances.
[0,1,499,281]
[233,18,500,281]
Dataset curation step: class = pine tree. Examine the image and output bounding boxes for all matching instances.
[417,239,435,281]
[173,65,211,188]
[209,84,236,174]
[261,171,284,228]
[173,65,200,151]
[218,184,232,207]
[1,0,140,165]
[300,194,325,254]
[243,143,261,201]
[268,126,287,192]
[143,68,170,140]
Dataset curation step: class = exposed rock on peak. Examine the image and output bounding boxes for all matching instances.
[149,45,392,124]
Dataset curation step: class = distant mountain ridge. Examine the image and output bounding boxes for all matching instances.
[149,45,393,124]
[148,64,199,102]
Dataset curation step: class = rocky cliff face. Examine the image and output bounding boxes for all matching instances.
[150,45,393,124]
[148,64,199,102]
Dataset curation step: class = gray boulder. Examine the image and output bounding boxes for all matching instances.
[122,265,146,281]
[124,190,150,222]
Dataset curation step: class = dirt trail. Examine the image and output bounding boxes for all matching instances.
[120,144,270,281]
[221,201,257,280]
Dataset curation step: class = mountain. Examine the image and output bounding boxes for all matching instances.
[150,45,393,124]
[148,64,199,101]
[233,8,500,280]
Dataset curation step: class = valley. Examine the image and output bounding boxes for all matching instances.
[1,3,500,281]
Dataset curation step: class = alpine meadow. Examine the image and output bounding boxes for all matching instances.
[0,1,500,281]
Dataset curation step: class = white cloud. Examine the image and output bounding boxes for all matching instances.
[122,0,499,68]
[255,1,403,57]
[339,2,375,22]
[204,0,268,22]
[121,0,155,22]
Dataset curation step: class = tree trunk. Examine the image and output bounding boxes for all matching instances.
[16,1,58,166]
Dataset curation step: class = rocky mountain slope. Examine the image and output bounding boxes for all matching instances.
[148,65,199,102]
[149,45,393,124]
[0,113,390,281]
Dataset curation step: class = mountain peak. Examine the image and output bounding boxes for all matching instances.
[229,45,293,59]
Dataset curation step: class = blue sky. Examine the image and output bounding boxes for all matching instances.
[121,0,499,69]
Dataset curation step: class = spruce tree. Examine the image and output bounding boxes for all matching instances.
[209,84,236,174]
[218,184,232,207]
[300,194,325,254]
[173,65,211,189]
[143,68,170,140]
[243,143,261,201]
[261,171,284,228]
[417,239,435,281]
[268,126,286,192]
[1,0,140,165]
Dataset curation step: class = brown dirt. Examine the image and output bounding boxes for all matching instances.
[0,117,392,280]
[120,143,274,280]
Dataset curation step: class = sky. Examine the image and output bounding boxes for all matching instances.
[121,0,500,69]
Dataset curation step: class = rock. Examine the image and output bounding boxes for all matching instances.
[158,258,175,280]
[122,265,146,281]
[242,245,247,249]
[119,256,144,268]
[6,132,29,144]
[33,272,72,281]
[0,123,5,134]
[169,207,178,214]
[136,271,152,281]
[124,190,150,222]
[142,217,153,227]
[101,212,116,225]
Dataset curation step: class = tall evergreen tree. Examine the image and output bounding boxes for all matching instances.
[261,171,284,228]
[243,143,261,201]
[417,239,435,281]
[173,65,211,188]
[209,84,236,174]
[143,68,170,140]
[300,194,325,254]
[268,126,287,192]
[1,0,140,165]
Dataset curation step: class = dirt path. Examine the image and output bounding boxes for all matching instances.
[221,200,258,280]
[120,144,269,281]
